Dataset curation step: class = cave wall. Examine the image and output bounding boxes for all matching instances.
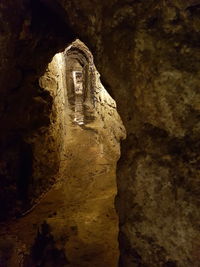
[62,39,126,155]
[0,0,74,220]
[92,67,126,158]
[64,40,126,155]
[0,32,125,264]
[34,52,69,197]
[50,1,200,266]
[0,40,124,267]
[0,0,200,266]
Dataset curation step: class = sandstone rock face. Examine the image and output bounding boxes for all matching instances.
[0,40,125,266]
[52,1,200,266]
[0,0,200,266]
[32,52,68,199]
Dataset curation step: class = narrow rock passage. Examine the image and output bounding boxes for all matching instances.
[54,124,120,267]
[2,122,120,267]
[0,41,126,267]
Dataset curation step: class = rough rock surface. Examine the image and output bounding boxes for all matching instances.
[0,0,74,220]
[0,0,200,266]
[0,123,123,267]
[53,2,200,266]
[0,42,125,266]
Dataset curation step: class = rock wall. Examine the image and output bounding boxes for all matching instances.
[0,0,74,220]
[0,39,125,266]
[51,1,200,266]
[64,40,126,157]
[63,39,126,157]
[91,69,126,159]
[0,0,200,266]
[34,53,68,197]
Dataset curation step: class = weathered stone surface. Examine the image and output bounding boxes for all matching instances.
[53,1,200,266]
[0,0,200,266]
[0,0,76,220]
[0,40,125,266]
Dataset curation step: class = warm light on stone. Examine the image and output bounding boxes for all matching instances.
[0,1,199,267]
